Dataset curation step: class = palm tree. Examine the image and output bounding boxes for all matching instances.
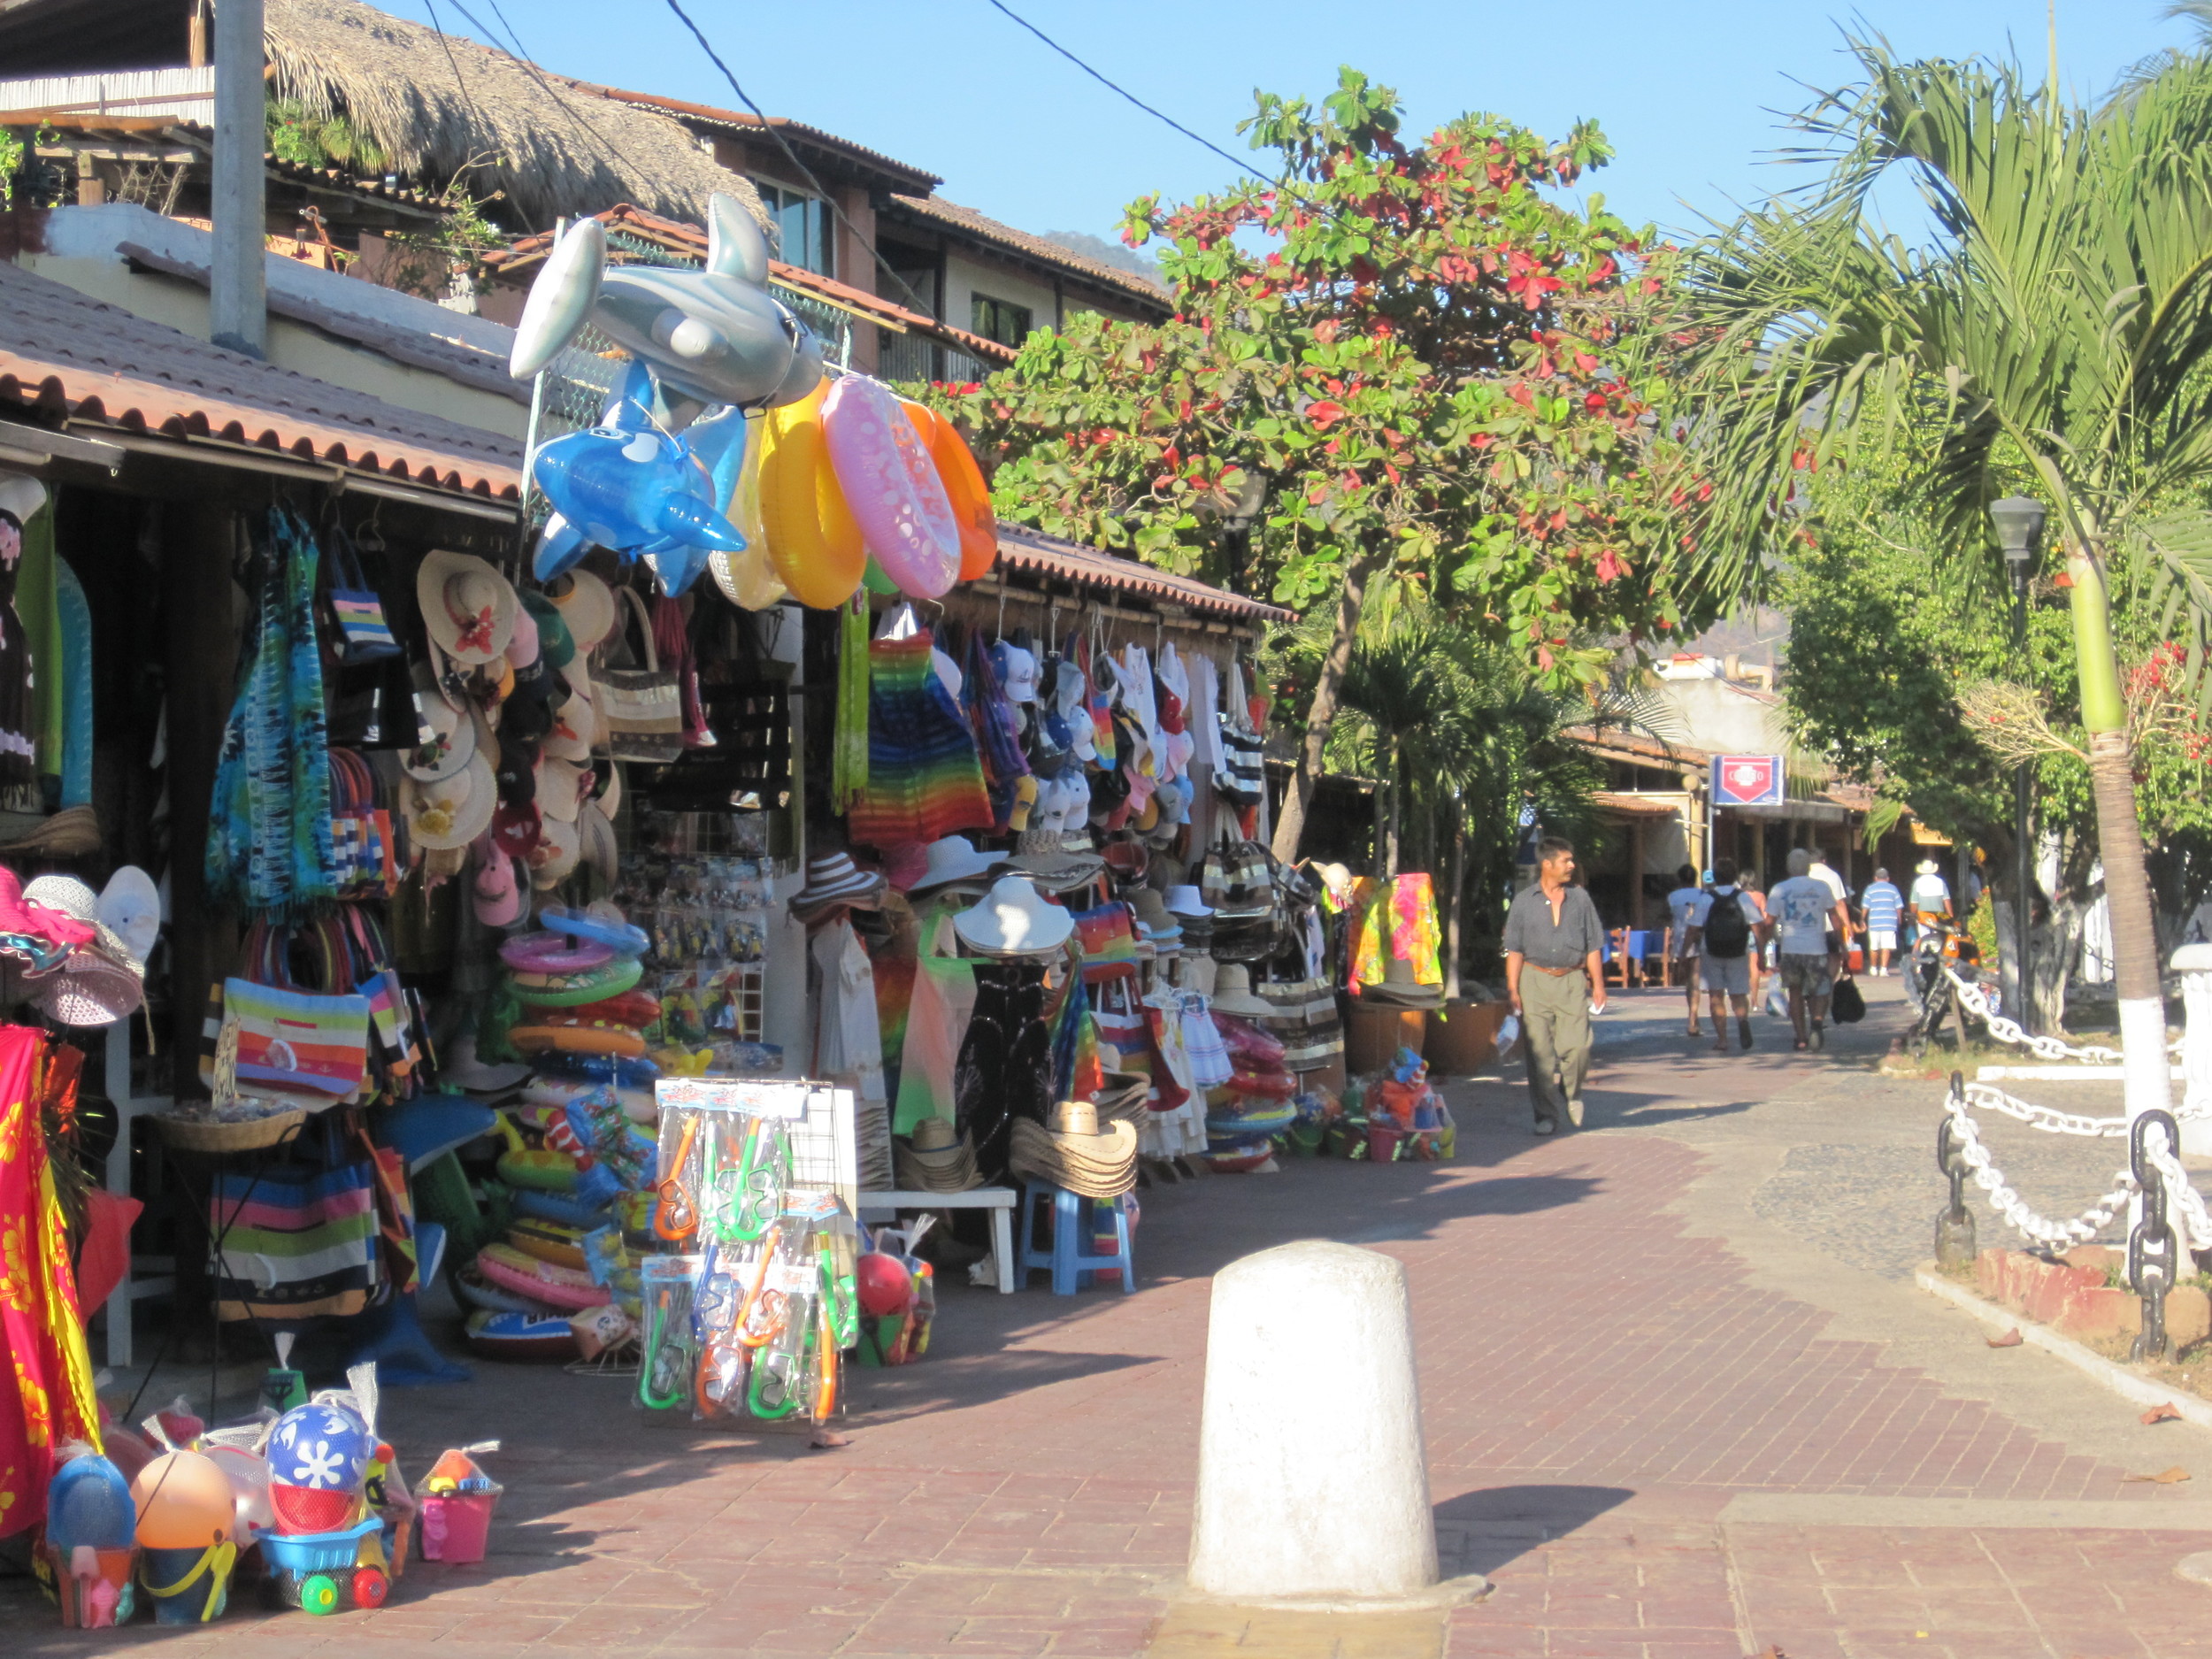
[1678,40,2212,1117]
[2109,1,2212,110]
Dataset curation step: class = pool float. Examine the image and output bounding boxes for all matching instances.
[539,904,651,956]
[453,1264,553,1316]
[710,411,789,609]
[759,382,867,609]
[491,1118,580,1194]
[508,1021,648,1059]
[506,1218,591,1271]
[500,933,613,975]
[507,1187,615,1233]
[823,374,960,598]
[510,958,646,1007]
[555,988,662,1030]
[474,1242,610,1311]
[465,1309,583,1362]
[902,401,996,580]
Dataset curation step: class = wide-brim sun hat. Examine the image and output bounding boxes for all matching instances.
[35,945,143,1028]
[1210,964,1273,1020]
[1009,1100,1137,1199]
[895,1117,984,1194]
[527,816,581,888]
[791,853,887,917]
[404,662,474,782]
[1917,858,1941,874]
[906,834,999,896]
[546,569,618,656]
[419,549,518,665]
[579,803,619,886]
[954,874,1073,957]
[536,755,588,824]
[403,749,497,851]
[997,850,1105,894]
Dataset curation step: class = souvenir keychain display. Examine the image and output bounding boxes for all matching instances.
[641,1094,856,1425]
[618,849,777,1071]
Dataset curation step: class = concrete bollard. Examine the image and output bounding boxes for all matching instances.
[2177,944,2212,1157]
[1188,1240,1476,1608]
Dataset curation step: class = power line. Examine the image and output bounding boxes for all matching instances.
[419,0,530,228]
[658,0,940,321]
[981,1,1255,181]
[445,0,647,201]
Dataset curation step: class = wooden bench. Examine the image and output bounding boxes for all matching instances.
[856,1187,1018,1294]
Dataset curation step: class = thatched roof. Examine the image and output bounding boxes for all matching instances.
[264,0,765,234]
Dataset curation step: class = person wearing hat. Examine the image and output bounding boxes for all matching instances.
[1502,835,1604,1135]
[1909,857,1954,931]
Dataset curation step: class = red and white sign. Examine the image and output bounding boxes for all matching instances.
[1712,755,1785,807]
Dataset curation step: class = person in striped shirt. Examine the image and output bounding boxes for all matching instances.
[1859,868,1903,976]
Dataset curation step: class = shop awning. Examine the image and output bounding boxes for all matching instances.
[1593,790,1688,818]
[0,257,523,500]
[987,523,1292,626]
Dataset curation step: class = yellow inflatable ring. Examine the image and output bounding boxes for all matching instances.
[903,401,997,581]
[760,383,867,609]
[507,1024,649,1059]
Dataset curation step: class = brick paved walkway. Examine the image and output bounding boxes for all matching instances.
[13,980,2212,1656]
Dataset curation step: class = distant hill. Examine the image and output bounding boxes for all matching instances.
[1040,230,1164,288]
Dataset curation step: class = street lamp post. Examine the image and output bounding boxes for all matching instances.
[1990,495,2047,1034]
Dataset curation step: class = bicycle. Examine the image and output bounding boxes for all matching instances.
[1904,915,1987,1061]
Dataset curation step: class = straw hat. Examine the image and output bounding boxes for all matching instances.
[999,849,1105,894]
[418,549,518,665]
[1010,1100,1138,1199]
[954,875,1072,957]
[578,802,619,887]
[1093,1071,1149,1124]
[546,570,618,655]
[1363,949,1443,1010]
[790,853,887,919]
[1916,858,1941,875]
[1210,964,1272,1020]
[894,1117,984,1194]
[403,664,476,783]
[528,816,581,889]
[906,834,998,897]
[35,943,142,1027]
[536,755,588,824]
[403,750,497,850]
[0,803,100,859]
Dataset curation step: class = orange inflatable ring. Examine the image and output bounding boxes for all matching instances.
[507,1023,648,1059]
[760,382,867,609]
[903,401,996,581]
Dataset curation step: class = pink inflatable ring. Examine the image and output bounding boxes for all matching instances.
[474,1242,610,1311]
[823,374,962,599]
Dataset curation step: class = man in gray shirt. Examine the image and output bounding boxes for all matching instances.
[1503,835,1607,1133]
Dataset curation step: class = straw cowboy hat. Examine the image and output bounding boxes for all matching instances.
[1916,858,1942,875]
[954,875,1073,957]
[1209,964,1273,1021]
[403,750,497,850]
[419,549,518,665]
[1010,1100,1138,1199]
[545,569,618,656]
[894,1117,983,1194]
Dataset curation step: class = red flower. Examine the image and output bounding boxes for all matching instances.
[1306,400,1346,431]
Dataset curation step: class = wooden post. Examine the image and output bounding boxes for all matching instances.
[211,0,266,356]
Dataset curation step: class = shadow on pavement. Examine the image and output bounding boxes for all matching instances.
[1434,1483,1635,1577]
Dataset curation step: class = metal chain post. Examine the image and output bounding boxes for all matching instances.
[2130,1110,2183,1363]
[1935,1105,1978,1268]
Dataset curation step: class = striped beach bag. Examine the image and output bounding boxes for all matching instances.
[211,1121,380,1320]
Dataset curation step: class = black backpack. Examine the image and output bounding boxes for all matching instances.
[1702,888,1751,959]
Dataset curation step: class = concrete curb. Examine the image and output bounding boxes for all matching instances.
[1148,1573,1493,1614]
[1914,1264,2212,1432]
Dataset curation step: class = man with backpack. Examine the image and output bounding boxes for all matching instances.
[1686,858,1763,1054]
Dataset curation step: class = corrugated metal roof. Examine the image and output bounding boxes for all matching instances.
[991,522,1288,623]
[0,257,522,497]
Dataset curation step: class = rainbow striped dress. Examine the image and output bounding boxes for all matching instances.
[847,627,992,849]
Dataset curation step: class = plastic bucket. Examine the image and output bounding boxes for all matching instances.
[141,1542,234,1625]
[37,1543,136,1627]
[417,1489,500,1563]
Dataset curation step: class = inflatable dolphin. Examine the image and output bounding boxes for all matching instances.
[509,194,824,411]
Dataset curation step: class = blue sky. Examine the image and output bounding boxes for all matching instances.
[392,1,2188,242]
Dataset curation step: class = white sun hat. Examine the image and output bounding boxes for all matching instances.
[954,874,1073,957]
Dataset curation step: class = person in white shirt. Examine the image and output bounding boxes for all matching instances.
[1910,858,1955,927]
[1686,858,1765,1054]
[1809,854,1854,961]
[1667,863,1708,1037]
[1769,848,1852,1051]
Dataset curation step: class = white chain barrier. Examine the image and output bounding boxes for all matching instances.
[1942,966,2181,1064]
[1945,1080,2212,1251]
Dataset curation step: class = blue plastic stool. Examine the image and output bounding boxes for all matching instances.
[1017,1180,1134,1294]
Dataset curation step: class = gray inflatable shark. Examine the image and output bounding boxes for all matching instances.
[508,193,823,411]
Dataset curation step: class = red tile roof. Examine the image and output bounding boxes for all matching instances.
[572,87,943,195]
[885,194,1171,313]
[991,522,1288,624]
[0,257,522,497]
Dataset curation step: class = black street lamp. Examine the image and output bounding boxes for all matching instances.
[1990,495,2047,1033]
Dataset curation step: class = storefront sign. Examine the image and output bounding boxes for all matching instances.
[1711,755,1785,808]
